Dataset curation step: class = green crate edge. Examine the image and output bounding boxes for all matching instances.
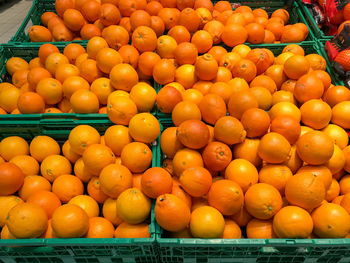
[155,41,337,119]
[0,124,159,263]
[297,0,334,41]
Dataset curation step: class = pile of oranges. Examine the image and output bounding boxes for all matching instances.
[28,0,310,44]
[1,0,350,241]
[0,111,161,239]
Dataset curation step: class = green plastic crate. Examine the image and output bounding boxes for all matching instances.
[155,41,337,120]
[9,0,87,44]
[0,124,159,263]
[298,0,335,41]
[155,119,350,263]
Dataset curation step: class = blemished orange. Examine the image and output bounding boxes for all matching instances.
[29,135,60,163]
[6,203,48,239]
[51,204,89,238]
[40,155,72,182]
[27,190,61,219]
[52,174,84,203]
[99,164,133,198]
[285,172,326,210]
[68,195,100,218]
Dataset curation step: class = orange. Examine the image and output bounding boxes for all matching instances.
[249,87,273,111]
[129,82,156,112]
[285,172,325,210]
[62,76,89,99]
[246,219,276,239]
[269,101,301,122]
[258,132,291,164]
[87,177,108,204]
[250,75,277,94]
[62,140,80,163]
[294,73,324,104]
[227,90,258,120]
[199,94,226,125]
[114,222,150,238]
[116,188,151,224]
[68,125,101,155]
[74,158,93,183]
[172,148,203,177]
[45,53,69,75]
[259,165,292,195]
[52,174,84,203]
[40,155,72,182]
[323,85,350,107]
[270,115,301,145]
[0,196,23,227]
[191,30,213,53]
[230,206,252,227]
[82,144,115,176]
[160,127,184,159]
[245,183,282,219]
[233,138,262,167]
[29,135,60,163]
[86,217,115,238]
[172,101,201,126]
[128,113,160,143]
[182,89,203,105]
[121,142,152,173]
[271,90,295,105]
[0,136,29,161]
[6,203,48,238]
[326,144,346,175]
[18,175,51,201]
[296,131,334,165]
[225,158,258,192]
[109,63,139,92]
[195,53,218,81]
[141,167,172,199]
[332,101,350,129]
[0,84,20,113]
[214,116,246,145]
[0,162,25,196]
[104,125,133,157]
[322,124,349,150]
[156,35,178,59]
[241,108,270,138]
[179,166,212,197]
[70,89,99,114]
[273,206,313,238]
[6,57,29,76]
[326,179,340,202]
[190,206,225,238]
[221,219,242,239]
[86,36,108,59]
[177,119,210,149]
[102,197,123,226]
[68,195,99,218]
[297,165,332,190]
[51,204,89,238]
[27,190,61,219]
[175,64,197,89]
[208,179,243,216]
[340,174,350,194]
[312,203,350,238]
[300,99,332,129]
[202,141,231,172]
[99,164,133,198]
[155,193,190,232]
[131,26,158,53]
[107,96,138,125]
